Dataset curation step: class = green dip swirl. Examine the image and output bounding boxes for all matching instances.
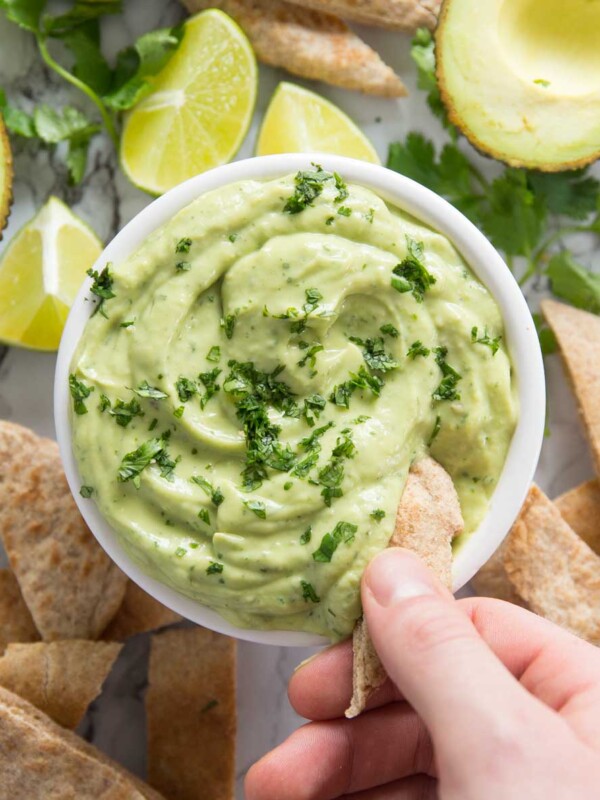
[70,168,517,640]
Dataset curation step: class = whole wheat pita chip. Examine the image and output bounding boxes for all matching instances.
[0,420,128,640]
[503,484,600,645]
[181,0,406,97]
[284,0,440,30]
[346,457,463,718]
[147,627,236,800]
[0,686,164,800]
[0,640,122,729]
[541,300,600,479]
[102,582,181,641]
[471,543,528,608]
[0,569,40,653]
[555,480,600,556]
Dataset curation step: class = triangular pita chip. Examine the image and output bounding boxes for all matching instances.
[555,479,600,556]
[0,569,40,653]
[0,421,128,640]
[102,582,181,642]
[181,0,406,97]
[283,0,440,30]
[504,484,600,645]
[0,686,165,799]
[346,457,463,718]
[541,299,600,479]
[0,640,122,729]
[147,627,236,800]
[471,542,528,608]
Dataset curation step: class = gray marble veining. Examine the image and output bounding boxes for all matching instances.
[0,3,598,798]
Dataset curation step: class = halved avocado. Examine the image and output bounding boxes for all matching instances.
[0,115,13,238]
[436,0,600,171]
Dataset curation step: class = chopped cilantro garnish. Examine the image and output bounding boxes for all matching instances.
[198,508,210,525]
[300,526,312,545]
[316,431,355,506]
[79,485,94,498]
[391,237,436,302]
[206,561,223,575]
[301,580,320,603]
[175,547,187,558]
[365,208,375,224]
[297,343,324,369]
[117,436,170,487]
[198,368,221,409]
[155,447,180,481]
[325,216,335,225]
[407,340,430,359]
[533,78,550,87]
[312,521,358,562]
[300,421,334,453]
[86,264,115,317]
[353,415,370,424]
[191,475,225,507]
[330,366,384,408]
[207,345,221,363]
[69,374,93,415]
[98,394,111,412]
[283,164,333,214]
[175,237,192,253]
[120,320,135,328]
[333,172,348,203]
[427,415,442,446]
[228,233,238,242]
[380,323,399,338]
[244,499,267,519]
[109,398,144,427]
[370,509,385,521]
[176,376,198,403]
[432,347,462,401]
[471,326,501,355]
[337,205,351,217]
[134,381,168,399]
[176,261,191,272]
[302,394,326,426]
[349,336,399,372]
[148,418,158,431]
[329,382,354,409]
[173,406,184,418]
[220,314,236,339]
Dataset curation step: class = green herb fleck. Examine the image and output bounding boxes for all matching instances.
[176,376,197,403]
[191,475,225,507]
[148,418,158,431]
[79,485,94,498]
[173,405,184,418]
[283,164,333,214]
[134,381,168,399]
[207,346,221,363]
[312,521,358,562]
[427,415,442,446]
[228,233,238,243]
[109,398,144,427]
[337,205,351,217]
[120,320,135,328]
[284,481,293,490]
[349,336,399,372]
[117,436,170,488]
[302,393,326,426]
[300,526,312,545]
[370,509,385,521]
[69,374,93,415]
[333,172,348,203]
[380,323,399,338]
[175,547,186,558]
[220,314,236,339]
[297,343,324,369]
[175,237,192,253]
[98,394,111,412]
[407,340,430,359]
[391,237,436,302]
[198,368,221,409]
[432,347,462,402]
[365,208,375,224]
[175,261,191,272]
[87,265,115,317]
[244,499,267,519]
[471,326,501,355]
[325,216,335,225]
[206,561,223,575]
[301,580,320,603]
[533,78,550,87]
[198,508,210,525]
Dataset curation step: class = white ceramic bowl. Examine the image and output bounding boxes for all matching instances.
[55,153,545,647]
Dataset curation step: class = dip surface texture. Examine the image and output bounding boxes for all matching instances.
[70,169,517,639]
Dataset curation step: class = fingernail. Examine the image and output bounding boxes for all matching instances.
[365,549,436,608]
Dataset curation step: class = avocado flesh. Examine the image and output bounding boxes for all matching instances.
[0,116,12,239]
[436,0,600,171]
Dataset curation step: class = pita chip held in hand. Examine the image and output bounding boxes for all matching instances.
[346,457,463,718]
[0,421,127,641]
[180,0,406,97]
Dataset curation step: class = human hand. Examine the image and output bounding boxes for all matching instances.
[246,548,600,799]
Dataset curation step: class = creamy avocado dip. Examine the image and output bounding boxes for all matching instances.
[70,166,517,640]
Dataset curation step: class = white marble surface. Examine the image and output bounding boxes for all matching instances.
[0,2,598,797]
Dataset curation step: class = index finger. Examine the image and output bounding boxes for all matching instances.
[289,595,596,720]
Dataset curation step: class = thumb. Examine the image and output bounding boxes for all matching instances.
[362,548,540,759]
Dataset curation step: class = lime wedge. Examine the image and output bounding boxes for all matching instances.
[0,115,13,237]
[120,10,258,195]
[256,82,380,164]
[0,197,102,351]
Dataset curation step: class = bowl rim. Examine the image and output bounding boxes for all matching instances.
[54,152,545,647]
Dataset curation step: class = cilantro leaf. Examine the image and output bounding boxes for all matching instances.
[471,326,501,355]
[108,397,144,427]
[391,236,436,302]
[69,373,93,415]
[0,0,45,32]
[312,521,358,562]
[407,340,430,359]
[349,336,398,372]
[432,347,462,402]
[41,2,121,35]
[191,475,224,507]
[175,376,197,403]
[427,415,442,446]
[300,526,312,545]
[284,164,333,214]
[59,27,113,95]
[547,251,600,315]
[527,169,600,221]
[206,561,223,575]
[243,499,266,519]
[117,436,166,485]
[370,509,385,521]
[104,25,184,110]
[134,381,168,399]
[301,580,320,603]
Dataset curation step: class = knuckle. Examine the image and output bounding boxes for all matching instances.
[397,596,474,658]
